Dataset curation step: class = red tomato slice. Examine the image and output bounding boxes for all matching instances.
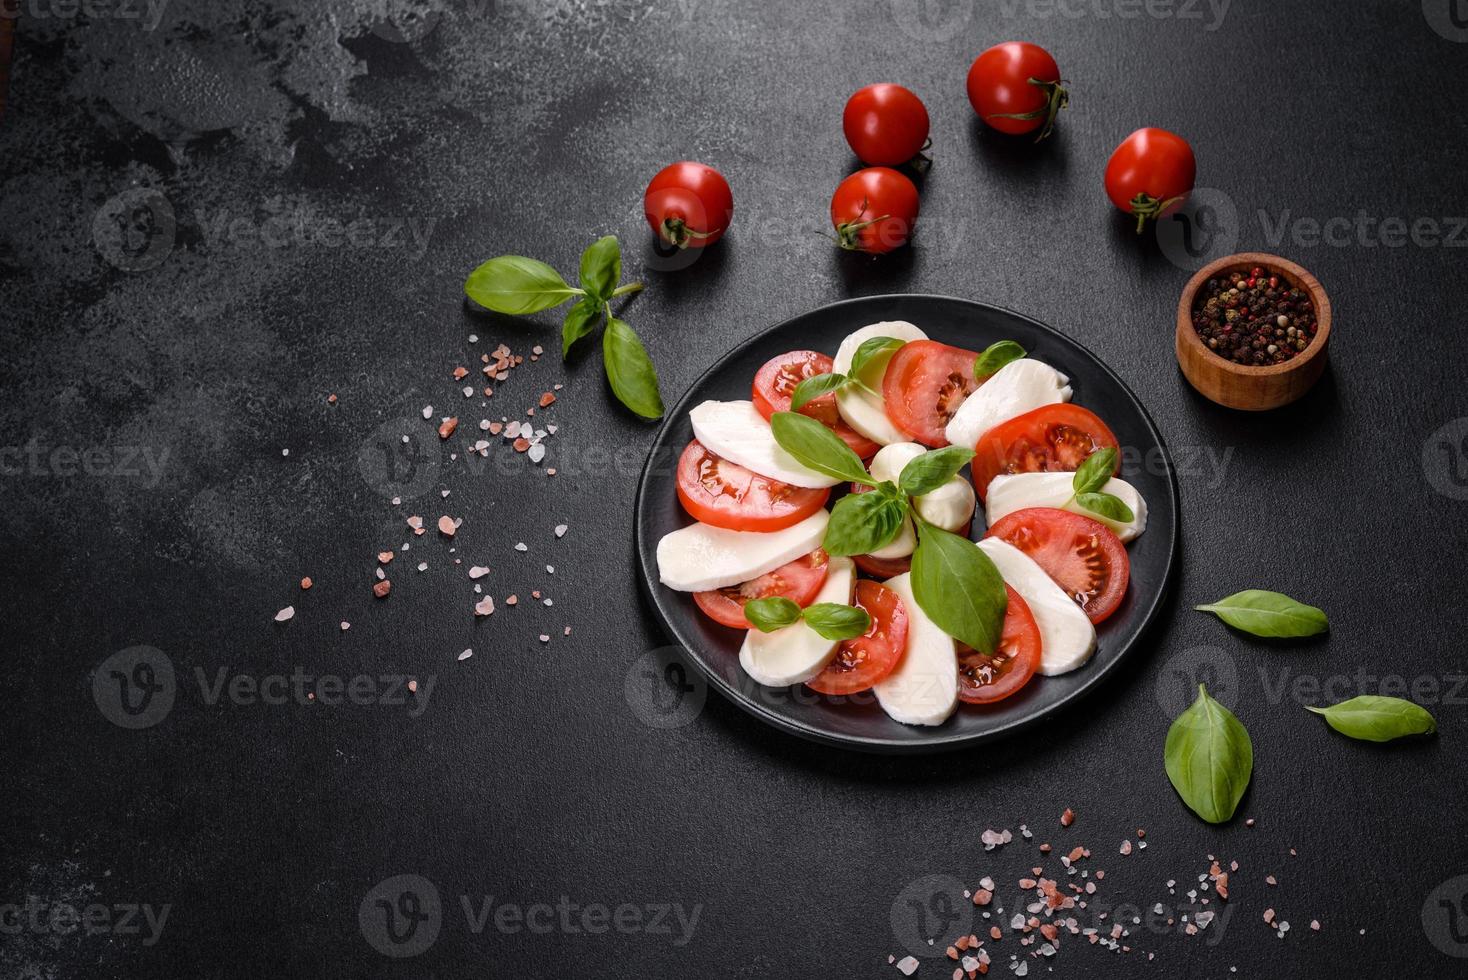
[693,550,830,629]
[985,508,1130,624]
[957,586,1041,704]
[881,340,982,447]
[676,440,829,532]
[969,404,1120,501]
[752,350,879,458]
[806,580,909,695]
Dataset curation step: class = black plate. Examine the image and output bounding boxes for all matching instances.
[634,294,1178,753]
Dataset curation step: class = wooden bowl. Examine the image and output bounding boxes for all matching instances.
[1175,252,1331,410]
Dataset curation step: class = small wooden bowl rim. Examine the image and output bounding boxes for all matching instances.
[1175,252,1332,378]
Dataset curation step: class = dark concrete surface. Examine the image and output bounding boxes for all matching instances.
[4,1,1468,977]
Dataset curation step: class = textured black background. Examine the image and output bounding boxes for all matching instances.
[4,1,1468,977]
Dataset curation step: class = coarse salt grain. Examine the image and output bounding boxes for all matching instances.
[474,596,495,617]
[274,606,294,622]
[459,648,473,660]
[470,566,490,579]
[555,524,568,537]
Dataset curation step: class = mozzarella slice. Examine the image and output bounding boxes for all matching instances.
[831,321,927,446]
[868,514,916,559]
[944,359,1073,449]
[739,558,856,686]
[985,472,1149,542]
[976,539,1096,676]
[657,511,829,592]
[690,400,840,489]
[873,572,958,726]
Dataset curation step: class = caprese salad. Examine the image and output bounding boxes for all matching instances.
[656,320,1150,727]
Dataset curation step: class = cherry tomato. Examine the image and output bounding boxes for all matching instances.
[957,586,1041,703]
[966,42,1068,141]
[986,508,1130,624]
[807,580,909,695]
[644,161,734,248]
[842,83,930,167]
[1104,128,1196,233]
[830,167,919,254]
[881,340,982,447]
[751,351,880,458]
[969,404,1120,501]
[693,550,829,629]
[676,440,829,532]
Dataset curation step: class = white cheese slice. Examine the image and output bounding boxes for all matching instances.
[689,400,840,489]
[873,572,959,726]
[657,511,829,592]
[976,538,1096,676]
[985,472,1148,542]
[868,441,975,537]
[831,321,927,446]
[944,359,1072,449]
[739,557,856,686]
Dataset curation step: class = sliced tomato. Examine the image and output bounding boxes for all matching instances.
[985,508,1130,624]
[957,586,1041,704]
[752,350,880,458]
[969,404,1120,501]
[881,340,982,447]
[807,580,909,694]
[676,440,829,532]
[693,550,830,629]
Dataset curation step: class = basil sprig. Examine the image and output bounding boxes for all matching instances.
[1067,448,1134,523]
[1164,684,1253,824]
[789,335,900,411]
[1306,696,1437,742]
[464,235,662,418]
[769,416,1006,653]
[1194,590,1328,638]
[973,339,1026,378]
[744,596,872,641]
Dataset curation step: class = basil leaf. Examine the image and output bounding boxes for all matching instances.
[1306,696,1437,742]
[822,489,907,557]
[1164,684,1253,824]
[743,596,802,633]
[850,336,903,378]
[465,255,582,314]
[561,298,602,357]
[1072,447,1119,495]
[802,603,872,641]
[899,446,975,497]
[578,235,621,303]
[910,521,1007,653]
[973,340,1026,378]
[1194,590,1328,638]
[790,372,849,412]
[769,411,871,485]
[1075,491,1135,523]
[602,317,664,419]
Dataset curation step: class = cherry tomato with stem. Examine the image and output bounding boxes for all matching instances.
[830,167,920,255]
[966,42,1068,142]
[842,83,931,168]
[644,161,734,248]
[1103,128,1196,234]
